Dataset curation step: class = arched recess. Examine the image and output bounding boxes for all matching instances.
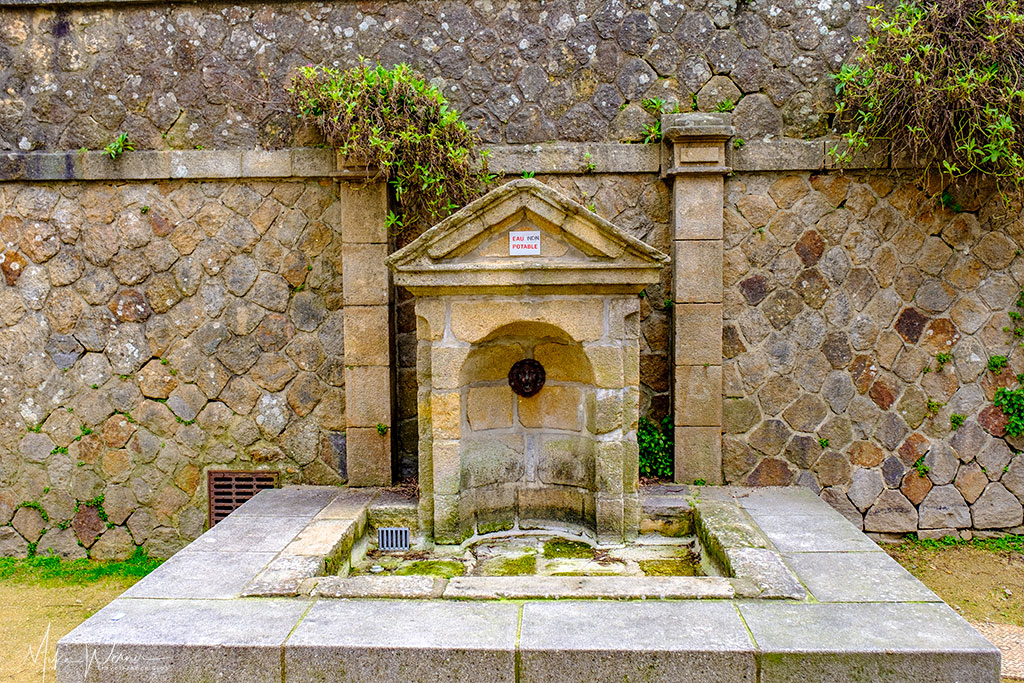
[458,321,598,537]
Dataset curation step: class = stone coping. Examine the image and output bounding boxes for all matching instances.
[0,140,887,184]
[214,484,808,601]
[56,485,1000,682]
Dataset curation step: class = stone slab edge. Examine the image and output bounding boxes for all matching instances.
[692,496,808,600]
[0,141,888,183]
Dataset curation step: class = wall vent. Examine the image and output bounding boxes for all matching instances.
[207,470,279,526]
[377,527,411,551]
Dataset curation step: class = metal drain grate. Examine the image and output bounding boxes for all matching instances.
[207,470,279,526]
[377,527,410,551]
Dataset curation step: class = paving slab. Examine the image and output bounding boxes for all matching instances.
[120,550,276,599]
[443,575,734,600]
[314,489,376,519]
[57,597,311,683]
[733,486,843,517]
[243,554,324,597]
[726,547,806,599]
[230,486,341,518]
[313,575,446,599]
[738,601,1000,682]
[181,514,312,554]
[745,512,882,553]
[784,551,941,603]
[284,600,520,682]
[519,601,757,682]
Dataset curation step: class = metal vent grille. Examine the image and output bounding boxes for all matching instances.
[207,470,279,526]
[377,527,410,551]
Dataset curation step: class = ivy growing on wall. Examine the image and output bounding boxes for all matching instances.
[832,0,1024,196]
[288,61,495,237]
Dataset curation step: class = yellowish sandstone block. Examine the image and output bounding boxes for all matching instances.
[466,385,514,431]
[518,385,582,430]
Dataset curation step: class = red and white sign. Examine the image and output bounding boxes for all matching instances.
[509,230,541,256]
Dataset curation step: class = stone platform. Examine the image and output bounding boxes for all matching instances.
[56,486,1001,682]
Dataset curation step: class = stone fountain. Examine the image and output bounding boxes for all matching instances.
[387,179,669,545]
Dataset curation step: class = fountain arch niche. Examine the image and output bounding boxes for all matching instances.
[387,179,668,545]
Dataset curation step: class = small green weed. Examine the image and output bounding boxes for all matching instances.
[912,455,930,477]
[950,413,966,430]
[376,423,389,436]
[935,351,952,368]
[988,355,1009,373]
[926,399,945,417]
[643,120,662,144]
[714,99,735,112]
[103,133,133,160]
[818,438,829,448]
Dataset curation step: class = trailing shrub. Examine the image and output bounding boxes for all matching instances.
[639,416,674,479]
[832,0,1024,196]
[288,61,494,237]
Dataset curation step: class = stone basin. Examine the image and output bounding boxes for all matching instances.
[57,484,1001,682]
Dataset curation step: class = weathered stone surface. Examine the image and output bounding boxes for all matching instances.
[971,483,1024,529]
[956,462,989,504]
[779,388,827,429]
[12,506,46,543]
[864,489,918,533]
[744,457,795,486]
[72,504,106,548]
[0,527,29,558]
[919,485,971,529]
[137,359,178,399]
[108,289,153,322]
[847,468,884,512]
[894,307,928,344]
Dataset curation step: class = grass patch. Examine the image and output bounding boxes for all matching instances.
[897,533,1024,554]
[542,539,594,559]
[0,546,162,586]
[393,560,465,578]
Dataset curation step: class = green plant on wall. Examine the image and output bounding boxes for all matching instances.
[831,0,1024,198]
[995,385,1024,436]
[288,61,494,238]
[639,416,673,479]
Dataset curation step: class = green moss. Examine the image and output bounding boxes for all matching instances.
[394,560,465,578]
[638,558,701,576]
[542,539,594,559]
[487,554,537,576]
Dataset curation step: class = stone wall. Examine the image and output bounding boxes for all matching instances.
[0,177,350,558]
[0,0,855,153]
[722,172,1024,539]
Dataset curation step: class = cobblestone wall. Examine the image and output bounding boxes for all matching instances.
[0,179,348,558]
[723,172,1024,538]
[0,0,857,152]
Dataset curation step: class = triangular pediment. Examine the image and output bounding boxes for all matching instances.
[387,179,668,295]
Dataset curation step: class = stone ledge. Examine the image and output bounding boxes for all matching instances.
[0,148,374,181]
[485,143,660,174]
[0,140,897,182]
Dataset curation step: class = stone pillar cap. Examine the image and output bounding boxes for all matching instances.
[662,113,735,141]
